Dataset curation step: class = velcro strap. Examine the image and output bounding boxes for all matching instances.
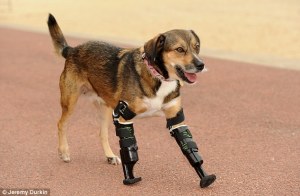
[114,101,136,120]
[186,141,198,149]
[177,129,192,141]
[120,138,136,147]
[166,109,185,129]
[181,141,198,152]
[116,124,134,138]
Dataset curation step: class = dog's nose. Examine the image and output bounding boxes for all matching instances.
[194,60,205,71]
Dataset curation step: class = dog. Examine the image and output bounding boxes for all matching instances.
[47,13,215,188]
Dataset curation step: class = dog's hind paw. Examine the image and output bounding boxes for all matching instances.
[61,155,71,162]
[107,156,121,165]
[58,150,71,163]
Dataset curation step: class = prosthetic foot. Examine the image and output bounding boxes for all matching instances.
[113,101,141,185]
[167,110,216,188]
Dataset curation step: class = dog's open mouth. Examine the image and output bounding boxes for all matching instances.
[176,66,197,84]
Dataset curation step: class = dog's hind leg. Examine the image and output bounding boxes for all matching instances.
[57,70,80,162]
[94,102,121,165]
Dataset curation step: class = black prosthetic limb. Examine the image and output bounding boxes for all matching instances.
[170,126,216,188]
[113,101,141,185]
[167,110,216,188]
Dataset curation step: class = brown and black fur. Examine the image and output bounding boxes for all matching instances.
[47,14,205,164]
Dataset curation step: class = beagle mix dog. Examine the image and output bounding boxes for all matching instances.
[47,13,215,188]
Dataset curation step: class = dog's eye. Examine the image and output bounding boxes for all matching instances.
[195,44,200,50]
[175,47,185,53]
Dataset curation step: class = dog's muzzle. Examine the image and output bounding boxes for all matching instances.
[175,66,198,84]
[175,58,206,84]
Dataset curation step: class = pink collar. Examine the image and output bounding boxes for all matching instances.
[142,53,174,82]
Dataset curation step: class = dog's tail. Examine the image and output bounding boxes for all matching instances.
[47,13,71,58]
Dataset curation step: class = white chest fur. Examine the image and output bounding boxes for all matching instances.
[136,80,178,118]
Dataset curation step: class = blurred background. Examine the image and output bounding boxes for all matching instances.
[0,0,299,70]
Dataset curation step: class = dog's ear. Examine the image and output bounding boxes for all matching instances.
[190,30,200,43]
[144,34,166,64]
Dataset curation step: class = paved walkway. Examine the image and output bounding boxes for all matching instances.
[0,28,299,195]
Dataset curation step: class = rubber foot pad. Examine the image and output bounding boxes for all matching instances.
[200,174,216,188]
[123,177,142,185]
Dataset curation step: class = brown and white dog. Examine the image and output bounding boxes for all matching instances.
[48,14,215,188]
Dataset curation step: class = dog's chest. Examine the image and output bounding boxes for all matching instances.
[136,80,178,118]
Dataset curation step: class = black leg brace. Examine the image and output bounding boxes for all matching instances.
[168,110,216,188]
[113,101,141,185]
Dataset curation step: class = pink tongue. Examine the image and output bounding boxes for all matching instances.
[184,72,197,83]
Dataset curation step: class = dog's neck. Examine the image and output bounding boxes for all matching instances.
[141,52,174,82]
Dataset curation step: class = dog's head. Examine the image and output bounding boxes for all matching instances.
[144,29,205,84]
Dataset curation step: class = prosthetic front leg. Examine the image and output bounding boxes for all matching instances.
[167,109,216,188]
[113,101,141,185]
